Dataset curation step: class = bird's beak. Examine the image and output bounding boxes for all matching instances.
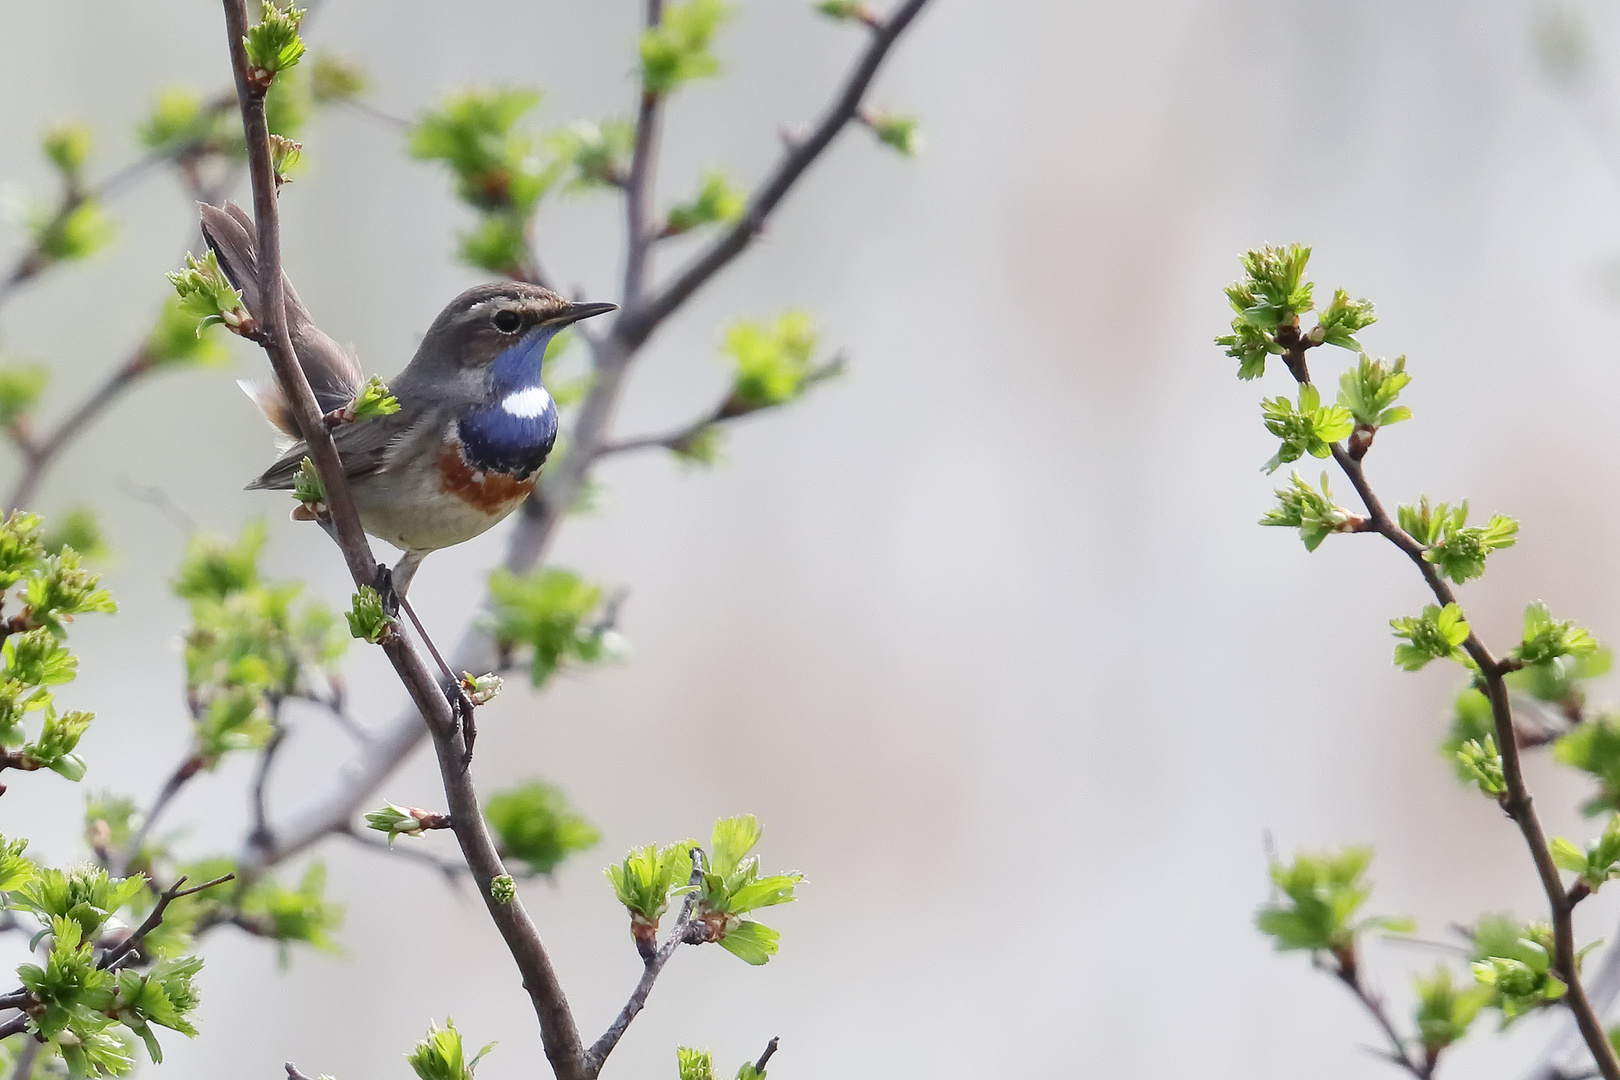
[552,301,618,326]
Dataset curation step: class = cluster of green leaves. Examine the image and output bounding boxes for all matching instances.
[1413,965,1490,1059]
[409,89,559,276]
[1389,602,1471,672]
[1217,245,1375,379]
[1337,353,1411,430]
[605,819,806,964]
[484,780,599,875]
[1551,814,1620,891]
[1259,471,1360,551]
[714,313,833,446]
[1456,735,1506,798]
[0,512,116,781]
[167,250,252,335]
[485,568,624,686]
[691,815,804,965]
[608,842,698,935]
[666,171,747,236]
[641,0,732,93]
[407,1019,495,1080]
[1255,846,1412,958]
[25,124,113,269]
[1444,606,1608,796]
[175,523,346,768]
[1397,497,1519,585]
[1258,385,1352,474]
[675,1046,767,1080]
[0,859,208,1073]
[242,1,307,86]
[345,376,400,421]
[1470,916,1589,1022]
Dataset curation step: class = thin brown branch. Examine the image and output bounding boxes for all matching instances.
[285,1064,317,1080]
[596,354,845,459]
[1276,334,1620,1080]
[1332,958,1429,1080]
[118,753,204,876]
[616,0,931,349]
[585,850,705,1073]
[5,347,153,513]
[101,873,237,972]
[248,717,289,855]
[622,0,667,307]
[220,5,587,1076]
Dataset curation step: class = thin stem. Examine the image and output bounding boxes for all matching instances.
[100,872,236,972]
[6,348,151,513]
[622,0,667,307]
[118,753,203,876]
[248,713,289,854]
[1333,961,1429,1080]
[753,1038,780,1074]
[339,826,471,884]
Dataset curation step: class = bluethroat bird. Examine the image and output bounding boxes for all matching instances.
[198,202,615,597]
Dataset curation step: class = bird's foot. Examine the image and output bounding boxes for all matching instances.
[446,682,477,768]
[373,562,401,617]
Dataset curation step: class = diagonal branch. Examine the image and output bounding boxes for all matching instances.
[622,0,667,307]
[218,4,587,1078]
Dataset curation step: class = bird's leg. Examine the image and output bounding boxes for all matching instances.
[378,552,479,765]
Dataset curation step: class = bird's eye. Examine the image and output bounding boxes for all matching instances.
[493,310,523,334]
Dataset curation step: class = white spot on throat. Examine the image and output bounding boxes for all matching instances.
[501,385,553,419]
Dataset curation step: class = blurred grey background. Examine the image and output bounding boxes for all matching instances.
[8,0,1620,1076]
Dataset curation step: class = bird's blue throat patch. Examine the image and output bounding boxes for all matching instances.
[455,327,561,475]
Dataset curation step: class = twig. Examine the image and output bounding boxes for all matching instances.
[248,717,289,854]
[585,851,706,1073]
[219,5,588,1077]
[753,1037,780,1074]
[100,872,237,972]
[339,826,470,886]
[622,0,667,308]
[595,354,845,459]
[284,1064,317,1080]
[118,753,203,876]
[6,347,152,513]
[1274,327,1620,1080]
[1333,960,1429,1079]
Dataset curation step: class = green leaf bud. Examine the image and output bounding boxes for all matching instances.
[168,250,254,335]
[640,0,732,93]
[666,170,747,235]
[864,111,922,156]
[243,2,307,88]
[489,875,516,905]
[346,586,394,645]
[1390,603,1472,671]
[1259,471,1363,551]
[41,123,92,180]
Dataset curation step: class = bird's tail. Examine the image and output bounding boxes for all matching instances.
[198,201,364,437]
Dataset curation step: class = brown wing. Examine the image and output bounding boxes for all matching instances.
[246,403,434,490]
[199,202,365,428]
